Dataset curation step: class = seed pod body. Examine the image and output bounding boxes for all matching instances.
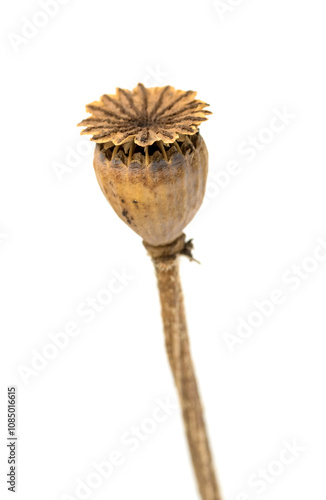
[93,134,208,246]
[78,84,212,246]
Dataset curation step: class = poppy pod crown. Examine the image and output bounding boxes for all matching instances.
[78,83,211,246]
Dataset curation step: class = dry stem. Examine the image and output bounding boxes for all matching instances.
[145,236,222,500]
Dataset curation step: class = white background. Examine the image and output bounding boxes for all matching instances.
[1,1,326,499]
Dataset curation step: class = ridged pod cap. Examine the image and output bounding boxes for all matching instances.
[78,84,211,246]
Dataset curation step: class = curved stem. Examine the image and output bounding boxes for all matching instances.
[152,256,222,500]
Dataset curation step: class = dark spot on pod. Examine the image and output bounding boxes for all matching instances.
[121,199,125,203]
[132,200,138,203]
[122,208,132,225]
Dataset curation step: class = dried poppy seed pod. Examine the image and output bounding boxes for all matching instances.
[78,84,211,246]
[93,133,208,246]
[78,85,222,500]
